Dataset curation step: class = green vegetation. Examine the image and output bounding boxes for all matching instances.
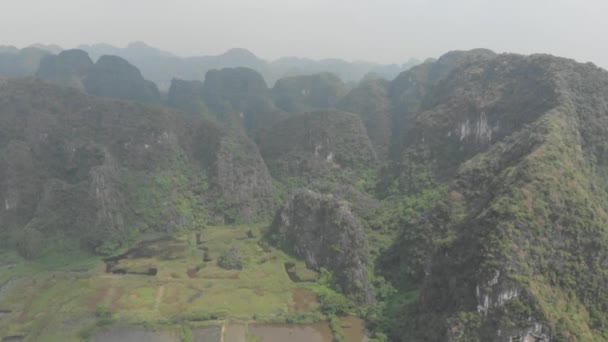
[217,246,243,270]
[124,159,208,235]
[369,54,608,341]
[181,324,194,342]
[0,225,361,340]
[329,314,345,342]
[14,227,45,259]
[312,269,355,316]
[272,73,346,113]
[258,109,378,190]
[96,305,114,326]
[5,45,608,342]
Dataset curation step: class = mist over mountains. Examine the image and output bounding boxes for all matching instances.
[0,41,420,90]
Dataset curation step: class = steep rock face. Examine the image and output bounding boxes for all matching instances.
[392,53,558,190]
[0,78,273,254]
[166,78,208,115]
[381,53,608,341]
[207,132,275,224]
[258,109,377,182]
[338,78,393,161]
[258,109,380,224]
[388,49,498,156]
[83,55,161,104]
[36,49,94,90]
[202,67,286,134]
[270,189,374,304]
[272,73,347,113]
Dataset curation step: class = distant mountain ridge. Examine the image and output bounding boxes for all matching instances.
[0,41,419,91]
[76,42,420,89]
[36,49,161,104]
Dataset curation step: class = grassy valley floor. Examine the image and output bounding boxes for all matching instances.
[0,226,367,342]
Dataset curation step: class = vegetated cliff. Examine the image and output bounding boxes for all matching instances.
[166,78,209,116]
[388,49,498,157]
[272,72,347,113]
[257,109,381,214]
[378,51,608,341]
[338,78,393,161]
[0,78,273,256]
[36,50,161,104]
[270,189,375,304]
[207,130,275,224]
[201,67,287,134]
[258,109,377,182]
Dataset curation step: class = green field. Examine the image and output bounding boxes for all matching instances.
[0,225,330,341]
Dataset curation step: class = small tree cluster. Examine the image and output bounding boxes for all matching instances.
[217,245,243,270]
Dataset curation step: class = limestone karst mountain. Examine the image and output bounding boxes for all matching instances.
[77,42,419,89]
[337,78,393,161]
[0,46,51,78]
[376,52,608,341]
[37,50,161,103]
[36,49,93,90]
[270,189,375,304]
[0,78,273,255]
[200,67,286,134]
[2,45,608,341]
[272,73,347,113]
[257,109,377,185]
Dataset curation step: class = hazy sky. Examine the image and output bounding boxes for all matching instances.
[1,0,607,67]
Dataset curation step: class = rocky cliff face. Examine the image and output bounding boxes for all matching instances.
[338,78,393,161]
[0,78,273,254]
[379,52,608,341]
[390,53,558,191]
[272,73,347,113]
[207,132,275,224]
[270,189,374,304]
[202,67,286,134]
[166,78,209,116]
[258,109,377,182]
[388,49,498,157]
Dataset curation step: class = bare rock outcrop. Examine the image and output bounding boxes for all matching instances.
[270,189,374,304]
